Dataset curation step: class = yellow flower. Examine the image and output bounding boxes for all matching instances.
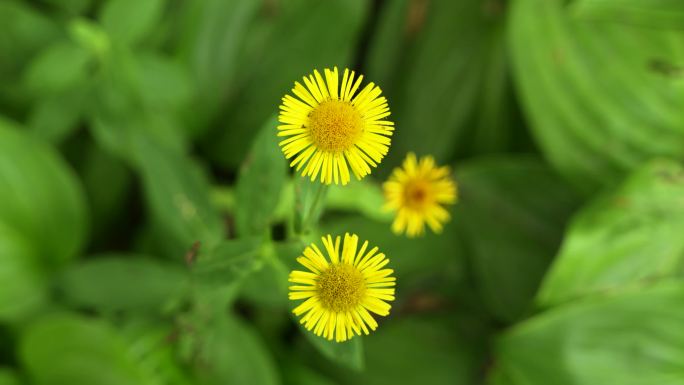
[278,67,394,185]
[288,233,396,342]
[383,153,457,237]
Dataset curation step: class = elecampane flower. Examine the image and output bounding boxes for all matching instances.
[383,153,457,237]
[288,233,396,342]
[278,67,394,185]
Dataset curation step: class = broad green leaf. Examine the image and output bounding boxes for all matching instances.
[495,281,684,385]
[366,0,518,170]
[28,86,86,143]
[134,136,224,259]
[455,156,581,321]
[99,0,165,46]
[240,242,291,307]
[191,314,280,385]
[299,327,364,372]
[339,315,485,385]
[192,238,264,289]
[59,255,188,313]
[293,177,329,235]
[572,0,684,29]
[509,0,684,192]
[325,179,393,223]
[0,223,45,323]
[0,119,87,266]
[118,321,196,385]
[23,41,91,96]
[539,160,684,306]
[234,116,287,236]
[0,1,58,94]
[20,313,153,385]
[135,53,192,109]
[176,0,262,133]
[68,18,110,59]
[40,0,91,16]
[0,368,20,385]
[205,0,368,168]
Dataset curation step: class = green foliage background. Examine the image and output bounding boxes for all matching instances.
[1,0,684,384]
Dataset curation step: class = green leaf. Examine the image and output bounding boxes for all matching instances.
[0,118,87,266]
[0,368,21,385]
[191,314,280,385]
[28,87,86,143]
[23,41,91,96]
[572,0,684,29]
[495,281,684,385]
[299,327,364,372]
[455,156,581,321]
[134,136,224,259]
[538,160,684,307]
[135,53,192,109]
[0,222,46,323]
[20,313,153,385]
[176,0,263,133]
[234,116,287,236]
[325,179,393,223]
[205,0,368,168]
[192,238,264,289]
[59,255,188,313]
[339,315,485,385]
[509,0,684,192]
[366,0,518,170]
[293,178,328,235]
[99,0,165,46]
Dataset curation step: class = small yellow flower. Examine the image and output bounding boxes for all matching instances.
[278,67,394,185]
[383,153,457,237]
[288,233,396,342]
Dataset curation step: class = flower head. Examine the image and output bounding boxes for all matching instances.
[288,233,396,342]
[383,153,457,237]
[278,67,394,185]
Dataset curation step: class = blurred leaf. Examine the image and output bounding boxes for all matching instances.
[509,0,684,192]
[0,222,46,323]
[326,179,393,222]
[235,116,287,236]
[177,0,262,132]
[134,136,223,259]
[23,41,91,96]
[99,0,165,46]
[0,118,87,266]
[59,255,188,313]
[572,0,684,29]
[495,281,684,385]
[538,160,684,307]
[20,313,153,385]
[136,53,192,109]
[0,368,20,385]
[0,1,59,99]
[69,18,110,59]
[40,0,91,16]
[28,87,86,143]
[455,156,581,321]
[282,363,336,385]
[119,321,196,385]
[205,0,368,167]
[299,328,364,372]
[340,315,485,385]
[192,314,280,385]
[294,178,328,235]
[366,0,516,169]
[192,238,264,289]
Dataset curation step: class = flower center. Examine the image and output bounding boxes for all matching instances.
[316,263,366,313]
[308,100,364,152]
[404,180,432,209]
